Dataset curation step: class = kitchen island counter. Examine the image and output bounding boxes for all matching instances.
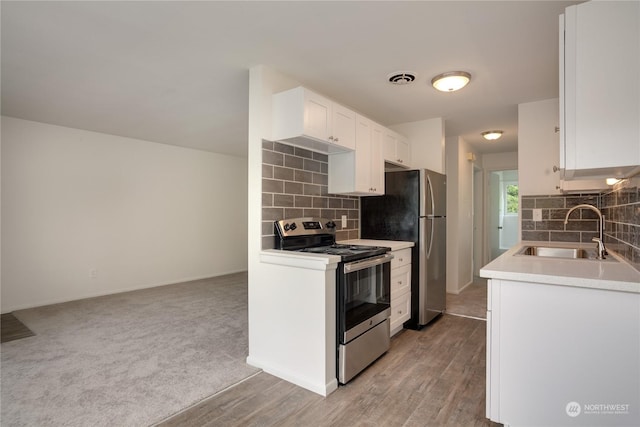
[481,241,640,425]
[480,241,640,293]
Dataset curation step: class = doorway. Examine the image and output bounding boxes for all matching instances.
[488,170,519,261]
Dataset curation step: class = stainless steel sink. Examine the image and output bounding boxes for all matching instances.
[516,246,617,261]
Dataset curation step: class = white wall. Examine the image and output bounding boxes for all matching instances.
[445,136,478,294]
[482,151,518,171]
[1,116,248,312]
[390,118,444,173]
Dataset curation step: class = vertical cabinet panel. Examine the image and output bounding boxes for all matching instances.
[561,1,640,179]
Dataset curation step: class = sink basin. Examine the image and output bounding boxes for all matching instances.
[516,246,617,261]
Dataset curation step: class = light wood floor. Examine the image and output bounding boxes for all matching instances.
[0,313,35,343]
[446,277,488,319]
[158,314,499,427]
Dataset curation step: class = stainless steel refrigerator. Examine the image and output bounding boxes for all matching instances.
[360,169,446,328]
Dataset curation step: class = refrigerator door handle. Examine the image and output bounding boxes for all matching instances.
[427,175,435,218]
[427,216,434,259]
[426,175,435,259]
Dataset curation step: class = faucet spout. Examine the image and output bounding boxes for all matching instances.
[564,204,607,259]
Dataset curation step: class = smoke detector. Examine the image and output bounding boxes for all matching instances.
[387,71,417,85]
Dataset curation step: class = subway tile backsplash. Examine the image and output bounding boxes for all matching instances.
[522,175,640,270]
[521,193,601,244]
[601,176,640,270]
[261,140,360,249]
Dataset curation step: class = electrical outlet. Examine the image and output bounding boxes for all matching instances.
[341,215,348,229]
[533,209,542,222]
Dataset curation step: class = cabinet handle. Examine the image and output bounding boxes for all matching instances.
[398,281,402,285]
[555,126,560,133]
[398,159,403,163]
[328,136,334,141]
[334,137,339,142]
[397,310,403,314]
[553,165,559,173]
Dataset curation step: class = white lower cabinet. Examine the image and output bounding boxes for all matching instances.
[389,248,412,336]
[486,278,640,426]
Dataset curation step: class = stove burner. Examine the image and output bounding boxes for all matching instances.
[274,217,390,262]
[297,243,390,261]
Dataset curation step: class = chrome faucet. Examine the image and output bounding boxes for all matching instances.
[564,204,608,259]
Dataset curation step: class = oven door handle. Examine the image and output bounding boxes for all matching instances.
[343,253,393,274]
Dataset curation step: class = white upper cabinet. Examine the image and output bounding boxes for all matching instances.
[518,99,562,195]
[272,86,356,153]
[328,115,384,196]
[383,129,410,167]
[518,98,607,194]
[560,1,640,179]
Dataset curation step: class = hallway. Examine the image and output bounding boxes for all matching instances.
[446,277,488,319]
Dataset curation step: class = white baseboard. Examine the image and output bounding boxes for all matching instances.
[1,270,247,313]
[246,355,338,397]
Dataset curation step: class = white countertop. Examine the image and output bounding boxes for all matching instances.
[260,239,413,269]
[480,241,640,294]
[338,239,414,251]
[260,249,341,270]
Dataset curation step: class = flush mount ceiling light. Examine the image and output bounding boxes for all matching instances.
[482,130,504,141]
[606,178,621,185]
[431,71,471,92]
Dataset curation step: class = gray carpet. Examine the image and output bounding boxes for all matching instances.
[0,272,260,426]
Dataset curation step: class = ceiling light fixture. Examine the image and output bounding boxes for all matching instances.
[431,71,471,92]
[606,178,621,185]
[482,130,503,141]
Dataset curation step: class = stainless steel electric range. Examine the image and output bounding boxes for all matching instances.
[274,217,392,384]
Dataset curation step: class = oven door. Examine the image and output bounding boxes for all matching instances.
[338,253,392,344]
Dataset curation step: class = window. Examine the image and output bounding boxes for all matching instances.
[505,184,519,214]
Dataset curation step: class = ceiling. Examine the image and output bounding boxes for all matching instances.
[1,1,581,159]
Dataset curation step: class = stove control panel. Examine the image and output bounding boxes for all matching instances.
[274,217,337,238]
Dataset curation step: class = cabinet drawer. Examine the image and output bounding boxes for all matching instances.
[391,264,411,297]
[391,248,411,269]
[390,292,411,334]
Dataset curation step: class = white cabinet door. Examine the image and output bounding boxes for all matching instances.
[390,264,411,296]
[328,115,384,196]
[561,1,640,179]
[395,136,410,166]
[304,90,332,142]
[370,124,384,194]
[331,103,356,150]
[518,99,561,195]
[272,86,355,154]
[353,114,372,193]
[390,291,411,335]
[390,247,412,337]
[383,129,411,167]
[382,130,397,162]
[486,278,640,425]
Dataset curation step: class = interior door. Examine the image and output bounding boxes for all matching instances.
[488,170,519,261]
[489,171,502,261]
